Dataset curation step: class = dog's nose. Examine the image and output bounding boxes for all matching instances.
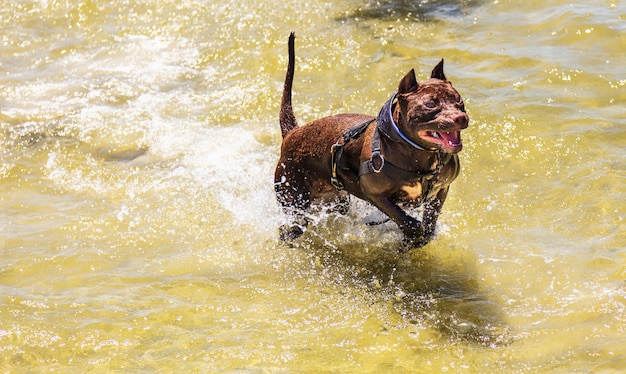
[454,112,469,128]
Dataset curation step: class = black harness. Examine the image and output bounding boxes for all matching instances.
[330,92,446,200]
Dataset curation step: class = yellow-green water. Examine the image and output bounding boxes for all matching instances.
[1,0,625,372]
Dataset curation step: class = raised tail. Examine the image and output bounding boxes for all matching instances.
[279,32,297,138]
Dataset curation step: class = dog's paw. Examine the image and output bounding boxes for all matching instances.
[279,224,304,242]
[400,233,433,253]
[279,215,309,243]
[327,193,350,215]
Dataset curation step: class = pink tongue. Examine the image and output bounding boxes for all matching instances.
[439,131,461,146]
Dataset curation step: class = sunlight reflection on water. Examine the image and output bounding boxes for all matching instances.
[1,0,625,371]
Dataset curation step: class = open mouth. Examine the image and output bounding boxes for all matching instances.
[418,130,463,151]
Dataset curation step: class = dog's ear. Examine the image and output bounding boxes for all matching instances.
[398,69,418,94]
[431,59,447,81]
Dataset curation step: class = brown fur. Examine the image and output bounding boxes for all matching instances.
[274,33,469,249]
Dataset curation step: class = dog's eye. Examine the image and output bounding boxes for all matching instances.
[424,99,437,109]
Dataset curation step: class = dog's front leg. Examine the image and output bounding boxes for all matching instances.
[413,187,450,248]
[367,186,449,251]
[366,194,424,241]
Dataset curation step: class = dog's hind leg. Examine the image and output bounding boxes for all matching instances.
[278,210,309,242]
[276,200,310,242]
[274,166,312,242]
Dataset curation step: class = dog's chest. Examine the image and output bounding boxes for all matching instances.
[399,178,443,203]
[401,183,423,200]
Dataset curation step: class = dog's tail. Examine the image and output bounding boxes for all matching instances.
[279,32,297,138]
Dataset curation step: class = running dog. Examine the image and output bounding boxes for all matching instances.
[274,33,469,250]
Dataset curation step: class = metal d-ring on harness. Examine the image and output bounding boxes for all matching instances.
[330,92,446,200]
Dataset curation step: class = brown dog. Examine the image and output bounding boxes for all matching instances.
[274,33,469,249]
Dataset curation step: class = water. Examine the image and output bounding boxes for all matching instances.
[1,0,625,371]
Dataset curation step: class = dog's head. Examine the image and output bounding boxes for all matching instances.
[394,60,469,154]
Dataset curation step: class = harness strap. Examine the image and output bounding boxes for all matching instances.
[359,128,442,181]
[330,118,376,190]
[359,144,445,203]
[330,92,446,198]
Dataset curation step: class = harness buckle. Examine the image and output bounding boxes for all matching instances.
[330,176,344,190]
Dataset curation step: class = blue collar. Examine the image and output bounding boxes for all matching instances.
[376,92,430,151]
